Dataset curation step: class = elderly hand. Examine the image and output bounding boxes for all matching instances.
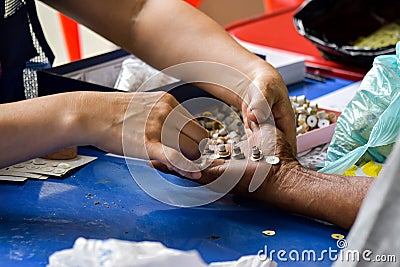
[152,123,371,229]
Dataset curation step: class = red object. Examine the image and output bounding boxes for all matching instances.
[59,14,81,62]
[184,0,202,7]
[226,7,368,81]
[264,0,303,14]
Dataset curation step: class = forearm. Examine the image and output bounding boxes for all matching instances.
[258,163,373,229]
[42,0,280,107]
[130,0,278,105]
[0,92,84,167]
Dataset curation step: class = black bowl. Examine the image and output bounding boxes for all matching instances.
[293,0,400,68]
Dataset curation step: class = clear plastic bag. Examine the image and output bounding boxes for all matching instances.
[114,57,178,92]
[320,42,400,174]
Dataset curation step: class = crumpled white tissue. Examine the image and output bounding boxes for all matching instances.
[47,238,276,267]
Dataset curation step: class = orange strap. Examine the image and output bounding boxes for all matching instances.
[58,13,81,61]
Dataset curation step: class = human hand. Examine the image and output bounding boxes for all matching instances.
[198,125,297,199]
[75,91,208,179]
[241,70,296,155]
[151,122,371,229]
[151,123,297,197]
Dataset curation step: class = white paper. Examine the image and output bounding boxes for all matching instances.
[2,155,97,177]
[0,170,47,179]
[48,238,276,267]
[312,82,361,112]
[0,175,27,182]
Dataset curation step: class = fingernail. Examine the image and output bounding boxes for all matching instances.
[191,172,202,180]
[250,108,268,123]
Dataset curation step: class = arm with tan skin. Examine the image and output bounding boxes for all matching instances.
[0,91,208,178]
[207,130,372,229]
[41,0,296,153]
[153,126,373,229]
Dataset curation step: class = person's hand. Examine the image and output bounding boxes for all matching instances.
[151,123,371,229]
[74,91,208,179]
[241,70,297,155]
[198,125,297,199]
[151,123,298,198]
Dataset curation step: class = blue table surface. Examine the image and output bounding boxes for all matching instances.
[288,77,353,100]
[0,78,354,267]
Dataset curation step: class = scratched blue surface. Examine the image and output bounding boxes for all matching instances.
[0,77,354,266]
[0,147,347,267]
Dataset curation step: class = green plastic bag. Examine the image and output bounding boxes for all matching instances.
[320,42,400,174]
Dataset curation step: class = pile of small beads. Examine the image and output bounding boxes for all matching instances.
[290,95,337,135]
[196,105,246,151]
[196,105,248,159]
[195,106,280,165]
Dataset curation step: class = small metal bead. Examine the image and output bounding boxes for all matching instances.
[252,146,260,155]
[297,95,306,105]
[327,113,337,123]
[250,146,264,161]
[306,115,318,128]
[232,145,245,159]
[217,144,230,158]
[218,127,228,136]
[318,119,330,128]
[233,145,241,154]
[317,110,326,120]
[296,107,306,114]
[218,144,226,152]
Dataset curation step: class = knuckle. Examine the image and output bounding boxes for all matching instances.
[215,164,226,177]
[160,92,176,104]
[150,103,173,122]
[157,101,173,114]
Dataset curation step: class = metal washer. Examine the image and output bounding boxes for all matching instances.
[265,156,280,165]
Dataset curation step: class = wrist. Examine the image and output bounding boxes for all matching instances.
[60,91,95,147]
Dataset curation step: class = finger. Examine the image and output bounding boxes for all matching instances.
[246,84,272,124]
[161,93,208,140]
[162,104,208,145]
[273,99,297,155]
[149,160,184,177]
[151,158,224,183]
[198,159,228,184]
[199,159,259,194]
[180,117,209,144]
[241,103,252,137]
[246,82,296,155]
[149,160,169,173]
[169,99,209,143]
[179,132,202,160]
[160,121,203,160]
[147,143,202,179]
[248,119,260,133]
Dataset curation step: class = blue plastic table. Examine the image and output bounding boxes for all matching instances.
[0,77,353,267]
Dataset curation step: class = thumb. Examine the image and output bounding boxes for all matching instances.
[149,143,202,180]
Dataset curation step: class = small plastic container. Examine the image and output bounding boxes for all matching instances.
[296,108,341,153]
